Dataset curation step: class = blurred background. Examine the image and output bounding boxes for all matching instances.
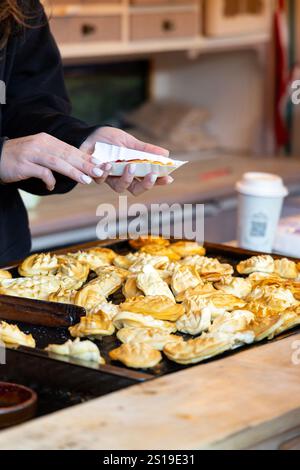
[26,0,300,254]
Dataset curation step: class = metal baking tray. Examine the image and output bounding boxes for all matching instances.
[1,240,300,417]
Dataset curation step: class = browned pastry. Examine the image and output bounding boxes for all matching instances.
[274,258,298,279]
[268,309,300,339]
[154,261,181,281]
[129,236,170,250]
[84,246,117,265]
[208,310,255,346]
[214,277,252,299]
[48,288,77,304]
[54,276,83,291]
[94,265,129,281]
[88,247,117,262]
[254,275,300,291]
[113,255,133,270]
[113,311,177,332]
[69,251,109,271]
[209,309,254,333]
[181,255,233,282]
[121,159,171,165]
[136,265,175,302]
[74,284,107,311]
[109,343,162,369]
[245,301,279,317]
[69,312,115,338]
[291,287,300,302]
[252,315,284,342]
[184,293,246,318]
[120,295,184,322]
[183,296,224,320]
[171,265,203,297]
[117,327,183,351]
[156,271,173,286]
[202,268,234,283]
[0,321,35,348]
[248,272,283,284]
[0,269,12,280]
[70,247,116,271]
[176,283,216,302]
[201,273,233,283]
[18,251,88,288]
[237,255,275,275]
[0,275,61,301]
[19,251,90,282]
[176,308,212,335]
[18,253,58,277]
[140,244,181,261]
[45,338,105,364]
[163,334,234,365]
[246,286,298,312]
[248,273,300,302]
[170,241,206,258]
[122,276,144,299]
[248,272,299,293]
[128,253,169,273]
[88,300,120,320]
[56,255,89,288]
[75,268,124,308]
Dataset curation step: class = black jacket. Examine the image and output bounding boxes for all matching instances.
[0,1,97,265]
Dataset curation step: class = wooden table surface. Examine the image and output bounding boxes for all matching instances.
[1,334,300,450]
[28,154,300,237]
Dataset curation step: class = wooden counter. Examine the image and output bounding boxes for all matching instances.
[1,333,300,450]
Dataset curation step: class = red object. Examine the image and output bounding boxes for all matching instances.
[198,167,231,181]
[274,0,290,149]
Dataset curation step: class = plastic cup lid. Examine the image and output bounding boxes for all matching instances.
[236,172,288,198]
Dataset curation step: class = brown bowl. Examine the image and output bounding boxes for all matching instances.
[0,382,37,429]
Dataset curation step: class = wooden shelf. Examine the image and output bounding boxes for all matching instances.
[59,32,271,61]
[44,1,271,61]
[129,4,198,14]
[47,5,126,16]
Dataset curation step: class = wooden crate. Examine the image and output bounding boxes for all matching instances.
[49,15,122,43]
[82,0,121,3]
[204,0,272,37]
[130,0,200,41]
[131,1,196,5]
[130,10,199,40]
[49,1,121,3]
[46,0,81,4]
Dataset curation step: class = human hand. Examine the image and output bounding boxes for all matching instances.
[0,133,105,190]
[80,126,174,196]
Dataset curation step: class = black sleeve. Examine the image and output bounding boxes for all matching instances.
[2,1,98,196]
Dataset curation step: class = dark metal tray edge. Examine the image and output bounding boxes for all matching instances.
[1,239,300,381]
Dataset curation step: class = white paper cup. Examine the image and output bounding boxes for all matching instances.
[236,172,288,253]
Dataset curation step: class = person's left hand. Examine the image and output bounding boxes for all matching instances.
[80,126,174,196]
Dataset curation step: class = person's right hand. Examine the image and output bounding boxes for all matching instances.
[0,133,107,191]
